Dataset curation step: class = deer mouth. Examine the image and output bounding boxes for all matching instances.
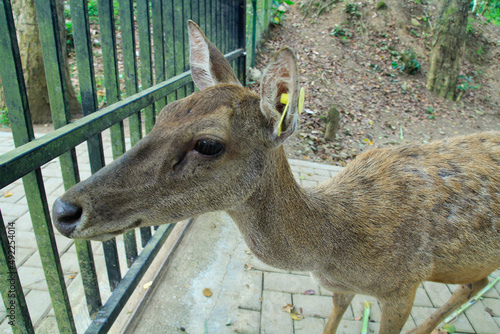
[79,219,144,241]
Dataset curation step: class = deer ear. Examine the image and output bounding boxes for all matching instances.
[188,20,241,90]
[260,47,299,144]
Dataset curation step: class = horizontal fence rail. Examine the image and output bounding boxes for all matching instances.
[0,0,278,332]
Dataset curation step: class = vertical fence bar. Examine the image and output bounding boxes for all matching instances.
[35,0,102,319]
[238,0,247,85]
[98,0,127,160]
[0,0,76,332]
[152,0,167,110]
[251,0,257,67]
[163,0,176,104]
[184,0,194,95]
[69,0,122,291]
[216,0,221,48]
[118,0,140,267]
[0,214,34,334]
[173,0,186,99]
[137,0,154,246]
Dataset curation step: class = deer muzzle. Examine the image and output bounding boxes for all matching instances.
[52,197,83,237]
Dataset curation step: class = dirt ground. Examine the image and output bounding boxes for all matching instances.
[6,0,499,167]
[252,0,500,166]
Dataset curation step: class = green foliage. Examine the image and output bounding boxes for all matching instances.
[88,0,99,18]
[391,49,421,75]
[272,0,294,24]
[66,21,74,51]
[345,2,361,18]
[425,107,436,120]
[0,109,9,128]
[484,4,500,26]
[466,17,475,34]
[330,25,352,38]
[457,75,480,91]
[376,1,387,10]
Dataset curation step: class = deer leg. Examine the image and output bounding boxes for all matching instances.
[379,286,418,334]
[323,292,355,334]
[406,277,490,334]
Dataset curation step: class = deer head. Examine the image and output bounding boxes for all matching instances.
[52,21,299,240]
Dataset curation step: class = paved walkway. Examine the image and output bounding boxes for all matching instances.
[1,130,500,333]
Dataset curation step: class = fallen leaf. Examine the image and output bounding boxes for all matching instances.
[303,289,315,295]
[282,303,294,313]
[485,306,497,317]
[143,281,153,290]
[244,263,255,270]
[68,274,76,279]
[442,323,455,333]
[203,288,213,297]
[290,311,304,320]
[4,191,12,198]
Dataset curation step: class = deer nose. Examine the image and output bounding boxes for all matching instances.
[52,197,83,237]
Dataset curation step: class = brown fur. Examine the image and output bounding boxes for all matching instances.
[53,22,500,333]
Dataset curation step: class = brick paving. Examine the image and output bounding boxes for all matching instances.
[1,130,500,333]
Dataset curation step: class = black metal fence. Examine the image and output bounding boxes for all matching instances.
[0,0,277,332]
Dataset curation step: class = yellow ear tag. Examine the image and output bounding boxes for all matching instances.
[298,87,305,114]
[280,93,289,105]
[277,95,290,137]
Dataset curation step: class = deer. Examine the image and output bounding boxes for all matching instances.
[52,21,500,333]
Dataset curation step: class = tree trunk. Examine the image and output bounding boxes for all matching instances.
[0,0,81,124]
[426,0,471,101]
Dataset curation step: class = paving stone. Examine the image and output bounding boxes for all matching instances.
[483,298,500,316]
[292,294,336,319]
[319,285,333,296]
[0,203,28,219]
[14,231,37,249]
[299,179,319,187]
[0,318,13,334]
[228,308,260,334]
[335,319,364,334]
[11,212,33,231]
[422,281,452,308]
[236,270,263,311]
[298,172,330,183]
[59,251,81,275]
[294,316,325,334]
[403,314,417,332]
[36,316,58,334]
[54,233,74,255]
[250,257,288,273]
[261,291,293,334]
[22,251,42,268]
[15,247,35,266]
[0,180,22,195]
[264,272,319,294]
[411,305,474,333]
[414,287,433,307]
[40,163,63,178]
[464,300,499,334]
[40,178,64,196]
[17,266,48,291]
[0,184,25,204]
[483,276,500,298]
[311,168,332,177]
[24,289,52,327]
[351,294,381,322]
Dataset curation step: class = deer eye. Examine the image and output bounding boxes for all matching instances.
[194,139,224,156]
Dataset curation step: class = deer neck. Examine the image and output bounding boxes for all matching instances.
[227,146,332,271]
